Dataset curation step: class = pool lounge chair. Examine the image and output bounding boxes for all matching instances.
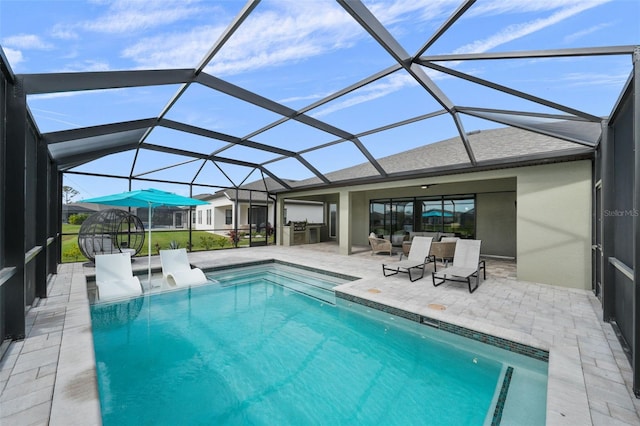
[159,248,208,287]
[382,236,436,282]
[432,239,486,293]
[95,252,143,301]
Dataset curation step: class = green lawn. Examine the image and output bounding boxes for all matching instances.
[60,227,272,263]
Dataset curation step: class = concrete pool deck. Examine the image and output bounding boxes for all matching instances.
[1,244,639,425]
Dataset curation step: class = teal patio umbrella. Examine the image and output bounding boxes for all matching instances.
[81,188,207,285]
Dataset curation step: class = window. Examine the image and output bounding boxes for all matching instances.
[369,199,413,238]
[370,195,475,238]
[329,203,337,238]
[418,199,443,233]
[443,198,475,238]
[206,209,212,225]
[225,209,232,225]
[197,210,202,224]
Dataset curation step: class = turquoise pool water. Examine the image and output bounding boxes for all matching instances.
[90,263,547,425]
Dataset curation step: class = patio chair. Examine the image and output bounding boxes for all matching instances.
[430,237,459,266]
[382,236,436,282]
[95,252,143,301]
[159,248,208,287]
[368,233,393,256]
[432,239,486,293]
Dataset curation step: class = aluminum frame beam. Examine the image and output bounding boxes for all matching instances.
[42,118,156,144]
[632,46,640,397]
[458,107,599,148]
[337,0,477,166]
[414,0,476,58]
[418,45,638,63]
[21,69,195,94]
[420,61,602,122]
[338,0,454,113]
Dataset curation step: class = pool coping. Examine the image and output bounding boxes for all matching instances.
[335,290,549,362]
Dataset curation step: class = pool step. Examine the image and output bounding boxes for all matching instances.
[207,266,337,305]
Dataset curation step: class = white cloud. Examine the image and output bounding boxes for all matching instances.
[563,22,613,43]
[311,73,417,118]
[467,0,611,17]
[2,47,24,67]
[81,0,208,34]
[119,1,463,73]
[51,24,80,40]
[28,107,83,127]
[28,88,115,101]
[57,59,111,72]
[121,1,360,72]
[278,92,333,105]
[122,25,226,69]
[453,1,612,54]
[561,71,629,87]
[366,0,459,26]
[208,7,357,75]
[2,34,53,50]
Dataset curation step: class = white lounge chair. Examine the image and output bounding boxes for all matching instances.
[382,236,436,282]
[432,239,486,293]
[159,248,208,287]
[95,252,143,301]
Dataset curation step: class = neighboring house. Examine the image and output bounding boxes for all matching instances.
[193,188,323,236]
[63,203,191,230]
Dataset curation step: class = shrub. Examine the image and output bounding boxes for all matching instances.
[63,244,82,262]
[169,240,180,249]
[229,230,240,246]
[199,235,216,250]
[215,235,228,248]
[68,213,90,225]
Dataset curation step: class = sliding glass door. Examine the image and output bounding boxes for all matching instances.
[371,195,476,239]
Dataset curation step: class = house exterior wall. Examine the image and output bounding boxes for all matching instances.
[476,192,517,257]
[516,161,592,289]
[284,203,323,223]
[195,197,323,235]
[279,159,592,290]
[214,206,228,230]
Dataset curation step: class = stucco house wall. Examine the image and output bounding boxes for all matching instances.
[279,160,592,290]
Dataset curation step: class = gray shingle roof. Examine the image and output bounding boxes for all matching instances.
[290,125,594,187]
[203,124,595,198]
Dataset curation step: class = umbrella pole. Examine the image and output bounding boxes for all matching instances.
[148,202,153,288]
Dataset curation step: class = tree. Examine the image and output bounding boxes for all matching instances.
[62,186,79,204]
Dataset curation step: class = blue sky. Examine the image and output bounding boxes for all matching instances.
[1,0,638,199]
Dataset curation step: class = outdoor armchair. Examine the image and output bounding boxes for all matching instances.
[430,237,459,266]
[368,233,393,256]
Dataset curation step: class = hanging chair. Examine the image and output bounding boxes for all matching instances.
[78,209,145,262]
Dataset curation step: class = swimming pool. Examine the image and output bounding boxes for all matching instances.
[90,263,547,425]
